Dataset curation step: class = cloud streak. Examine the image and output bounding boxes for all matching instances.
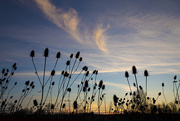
[34,0,109,52]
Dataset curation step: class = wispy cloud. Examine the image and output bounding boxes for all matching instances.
[34,0,109,52]
[104,81,135,92]
[93,24,110,53]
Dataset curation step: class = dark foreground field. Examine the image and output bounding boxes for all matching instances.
[1,113,180,121]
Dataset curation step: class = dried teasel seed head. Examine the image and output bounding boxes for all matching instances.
[174,75,177,80]
[2,68,5,74]
[82,66,88,71]
[52,82,55,86]
[44,48,49,57]
[61,70,64,75]
[79,57,82,61]
[30,82,34,87]
[30,50,35,57]
[102,85,105,90]
[113,95,118,104]
[162,83,164,87]
[66,60,70,66]
[125,71,129,78]
[32,85,35,89]
[25,80,30,86]
[93,70,96,74]
[139,85,143,90]
[67,88,71,92]
[12,63,16,69]
[62,103,66,108]
[144,70,149,77]
[85,80,88,87]
[33,99,38,106]
[51,70,55,76]
[98,80,103,88]
[132,66,137,74]
[75,51,80,58]
[158,92,161,96]
[70,53,73,58]
[56,52,61,58]
[14,82,17,85]
[73,101,77,109]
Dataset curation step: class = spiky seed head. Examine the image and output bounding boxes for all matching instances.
[158,92,161,96]
[51,104,54,109]
[93,70,96,74]
[95,70,98,75]
[30,50,35,57]
[44,48,49,57]
[70,54,73,58]
[88,87,90,92]
[139,85,143,90]
[62,104,66,108]
[25,80,30,86]
[73,101,77,109]
[67,88,71,92]
[113,95,118,103]
[30,82,34,87]
[125,71,129,78]
[144,70,149,77]
[51,70,55,76]
[133,83,136,87]
[12,63,16,69]
[174,75,177,80]
[66,60,70,66]
[82,66,88,71]
[85,80,88,87]
[125,93,128,96]
[61,70,64,75]
[14,82,17,85]
[32,85,35,89]
[83,87,86,92]
[52,82,55,86]
[2,68,5,74]
[99,80,103,88]
[162,83,164,87]
[79,57,82,61]
[14,100,17,103]
[33,99,38,106]
[102,85,105,90]
[56,52,61,58]
[75,51,80,58]
[132,66,137,74]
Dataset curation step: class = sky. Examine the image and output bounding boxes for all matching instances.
[0,0,180,112]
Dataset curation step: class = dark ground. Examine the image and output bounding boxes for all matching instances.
[0,113,180,121]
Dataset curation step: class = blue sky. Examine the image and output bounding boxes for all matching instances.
[0,0,180,110]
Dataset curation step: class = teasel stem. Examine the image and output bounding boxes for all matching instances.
[162,83,168,104]
[31,57,42,86]
[127,78,132,93]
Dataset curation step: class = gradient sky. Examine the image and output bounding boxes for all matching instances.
[1,0,180,110]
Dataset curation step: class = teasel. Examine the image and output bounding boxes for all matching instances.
[30,50,35,58]
[144,70,149,96]
[56,52,61,59]
[162,82,168,104]
[43,48,49,57]
[75,51,80,59]
[132,66,139,96]
[125,71,132,93]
